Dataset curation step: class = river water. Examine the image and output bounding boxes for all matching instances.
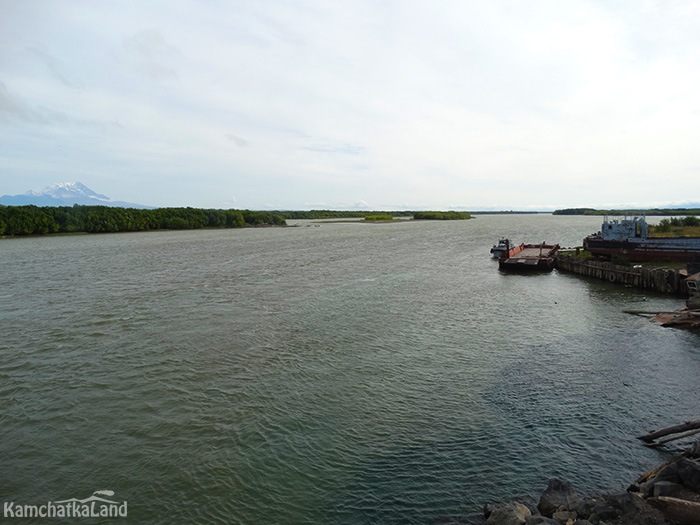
[1,214,698,524]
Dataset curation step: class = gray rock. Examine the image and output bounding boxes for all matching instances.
[689,438,700,459]
[485,503,531,525]
[593,503,618,521]
[576,498,598,519]
[637,461,683,497]
[552,508,578,522]
[637,480,654,498]
[654,461,681,484]
[537,479,581,517]
[606,492,644,514]
[521,501,539,517]
[524,517,559,525]
[573,521,595,525]
[652,480,685,498]
[604,492,667,525]
[677,457,700,491]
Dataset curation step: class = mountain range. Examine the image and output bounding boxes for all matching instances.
[2,182,699,212]
[0,182,151,208]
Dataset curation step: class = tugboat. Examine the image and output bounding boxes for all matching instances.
[490,238,517,258]
[583,216,700,262]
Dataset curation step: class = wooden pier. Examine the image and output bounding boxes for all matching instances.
[554,254,688,295]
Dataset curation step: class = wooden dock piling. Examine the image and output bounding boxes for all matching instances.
[554,254,687,295]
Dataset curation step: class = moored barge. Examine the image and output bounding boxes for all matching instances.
[584,216,700,262]
[498,243,560,272]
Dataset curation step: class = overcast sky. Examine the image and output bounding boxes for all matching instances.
[1,0,699,210]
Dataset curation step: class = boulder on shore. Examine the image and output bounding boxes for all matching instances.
[677,457,700,492]
[536,478,581,518]
[482,438,700,525]
[485,502,531,525]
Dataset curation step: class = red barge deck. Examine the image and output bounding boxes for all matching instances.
[499,243,560,272]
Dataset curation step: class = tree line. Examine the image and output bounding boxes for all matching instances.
[242,210,472,220]
[654,216,700,232]
[413,211,472,220]
[553,207,700,216]
[274,210,413,219]
[364,214,394,221]
[0,205,478,236]
[0,205,286,236]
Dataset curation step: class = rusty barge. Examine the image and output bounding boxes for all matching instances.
[498,243,560,272]
[583,216,700,262]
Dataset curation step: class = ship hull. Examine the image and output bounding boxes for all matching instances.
[584,237,700,262]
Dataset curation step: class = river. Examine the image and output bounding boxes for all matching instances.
[1,214,698,523]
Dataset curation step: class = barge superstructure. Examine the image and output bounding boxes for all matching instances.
[583,216,700,262]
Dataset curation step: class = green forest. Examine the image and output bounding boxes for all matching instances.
[363,214,394,221]
[0,205,286,236]
[0,206,475,236]
[413,211,472,220]
[553,207,700,216]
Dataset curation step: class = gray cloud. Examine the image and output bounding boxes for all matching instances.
[224,133,249,147]
[0,81,120,129]
[302,142,365,155]
[0,81,45,123]
[123,28,180,81]
[26,45,82,88]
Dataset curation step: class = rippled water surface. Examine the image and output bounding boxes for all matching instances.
[1,214,699,523]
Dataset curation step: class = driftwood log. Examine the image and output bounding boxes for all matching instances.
[623,309,681,316]
[645,429,700,448]
[647,496,700,525]
[636,460,674,484]
[638,420,700,446]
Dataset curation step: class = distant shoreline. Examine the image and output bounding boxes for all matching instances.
[469,211,544,215]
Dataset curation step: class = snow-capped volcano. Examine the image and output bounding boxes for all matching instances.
[27,182,111,201]
[0,182,151,208]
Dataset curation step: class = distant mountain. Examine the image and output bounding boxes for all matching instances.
[0,182,151,208]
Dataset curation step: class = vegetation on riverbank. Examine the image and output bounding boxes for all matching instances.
[649,216,700,237]
[554,207,700,216]
[413,211,472,220]
[0,205,285,236]
[274,210,413,219]
[275,210,472,220]
[363,214,394,221]
[469,210,540,214]
[0,205,475,236]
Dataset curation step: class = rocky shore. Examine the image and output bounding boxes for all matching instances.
[481,439,700,525]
